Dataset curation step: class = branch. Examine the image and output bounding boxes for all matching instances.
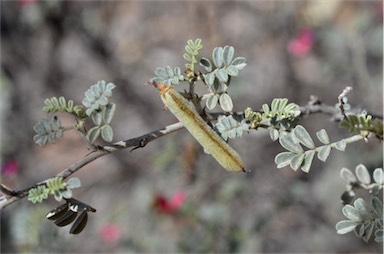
[0,122,184,209]
[1,95,382,210]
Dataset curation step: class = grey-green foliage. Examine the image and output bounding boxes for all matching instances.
[339,165,383,204]
[244,107,262,129]
[153,66,184,85]
[27,177,81,204]
[243,98,300,141]
[183,38,203,72]
[262,98,301,141]
[82,80,116,116]
[340,112,383,140]
[200,46,246,85]
[200,45,246,112]
[214,115,249,141]
[86,103,116,144]
[202,79,234,112]
[43,96,85,118]
[274,125,347,173]
[33,116,64,147]
[335,197,383,243]
[340,112,372,133]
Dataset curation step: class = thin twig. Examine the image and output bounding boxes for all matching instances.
[338,86,353,119]
[0,122,184,209]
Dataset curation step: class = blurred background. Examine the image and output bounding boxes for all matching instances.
[1,0,383,253]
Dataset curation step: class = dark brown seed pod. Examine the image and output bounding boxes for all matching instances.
[46,202,69,221]
[54,210,78,227]
[70,211,88,234]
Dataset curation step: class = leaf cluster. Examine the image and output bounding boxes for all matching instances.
[263,98,300,140]
[33,80,117,147]
[46,198,96,234]
[86,103,116,144]
[202,80,234,112]
[153,66,184,85]
[183,38,203,73]
[43,96,85,118]
[82,80,116,116]
[335,197,383,242]
[27,177,81,203]
[200,46,246,112]
[152,41,247,114]
[336,164,383,242]
[274,125,346,173]
[215,115,249,141]
[244,98,300,140]
[200,46,246,84]
[244,107,262,129]
[340,112,383,140]
[339,164,383,204]
[33,116,65,147]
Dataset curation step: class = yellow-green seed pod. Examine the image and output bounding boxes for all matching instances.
[154,82,247,172]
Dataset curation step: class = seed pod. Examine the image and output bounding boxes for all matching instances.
[55,210,77,227]
[70,211,88,234]
[46,202,69,220]
[154,82,247,172]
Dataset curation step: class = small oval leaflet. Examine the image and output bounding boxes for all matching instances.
[301,150,315,173]
[336,220,359,234]
[355,164,371,185]
[317,146,331,162]
[219,93,233,112]
[293,125,315,149]
[316,129,330,144]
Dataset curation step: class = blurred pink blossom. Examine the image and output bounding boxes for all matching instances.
[1,160,19,177]
[17,0,36,6]
[288,28,314,57]
[153,190,186,214]
[100,224,121,246]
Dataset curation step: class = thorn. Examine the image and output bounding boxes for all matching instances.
[130,138,148,152]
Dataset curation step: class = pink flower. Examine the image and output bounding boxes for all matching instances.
[288,28,314,57]
[153,190,186,214]
[17,0,36,6]
[99,224,121,246]
[1,160,19,177]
